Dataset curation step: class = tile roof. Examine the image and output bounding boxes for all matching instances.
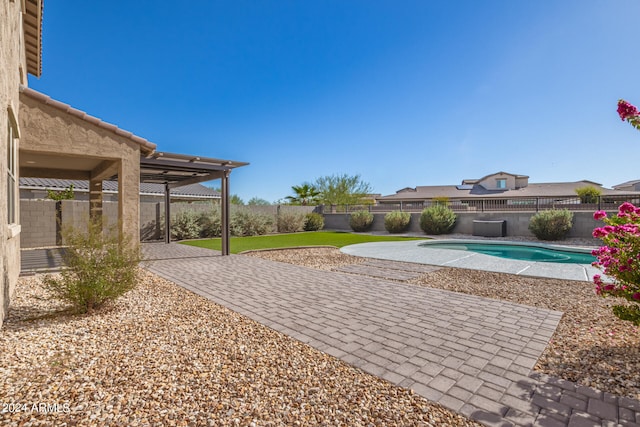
[378,181,640,201]
[20,178,220,199]
[613,179,640,189]
[19,86,157,155]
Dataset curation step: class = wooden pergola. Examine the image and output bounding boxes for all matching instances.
[139,152,248,255]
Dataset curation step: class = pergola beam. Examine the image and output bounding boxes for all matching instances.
[90,160,119,181]
[140,152,247,255]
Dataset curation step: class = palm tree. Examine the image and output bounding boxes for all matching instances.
[285,183,320,206]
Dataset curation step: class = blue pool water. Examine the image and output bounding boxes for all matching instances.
[418,241,596,264]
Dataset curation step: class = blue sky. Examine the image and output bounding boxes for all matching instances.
[29,0,640,203]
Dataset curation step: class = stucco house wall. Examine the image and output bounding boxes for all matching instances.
[1,0,28,326]
[18,93,145,246]
[478,172,516,190]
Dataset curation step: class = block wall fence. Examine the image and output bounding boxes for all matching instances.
[20,200,605,247]
[322,211,605,241]
[20,200,315,248]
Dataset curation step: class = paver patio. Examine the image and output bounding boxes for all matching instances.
[142,244,639,426]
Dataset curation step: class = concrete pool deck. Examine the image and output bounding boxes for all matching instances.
[340,240,602,282]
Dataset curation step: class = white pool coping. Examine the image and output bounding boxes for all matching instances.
[340,239,602,282]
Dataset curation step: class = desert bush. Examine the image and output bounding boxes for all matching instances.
[231,210,274,236]
[575,186,601,204]
[171,210,202,240]
[199,207,222,238]
[304,212,325,231]
[43,220,141,313]
[349,210,374,232]
[420,205,456,234]
[384,211,411,233]
[277,211,306,233]
[528,209,574,240]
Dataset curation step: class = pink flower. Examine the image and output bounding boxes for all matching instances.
[633,293,640,300]
[593,228,609,238]
[593,210,607,220]
[619,202,637,214]
[617,99,640,121]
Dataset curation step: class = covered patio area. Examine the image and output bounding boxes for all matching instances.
[18,87,247,255]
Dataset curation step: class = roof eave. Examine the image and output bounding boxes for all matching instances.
[24,0,43,77]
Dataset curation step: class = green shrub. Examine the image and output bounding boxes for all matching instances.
[420,205,456,234]
[575,186,601,204]
[349,210,374,232]
[384,211,411,233]
[304,212,325,231]
[171,210,202,240]
[199,207,222,238]
[231,210,274,236]
[277,211,306,233]
[528,209,574,240]
[43,220,141,313]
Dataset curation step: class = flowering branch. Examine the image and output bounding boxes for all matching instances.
[592,203,640,325]
[617,99,640,131]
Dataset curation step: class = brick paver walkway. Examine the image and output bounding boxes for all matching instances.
[143,243,640,427]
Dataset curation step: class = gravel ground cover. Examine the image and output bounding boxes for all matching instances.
[247,247,640,401]
[0,269,480,427]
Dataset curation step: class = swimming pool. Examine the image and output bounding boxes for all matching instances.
[418,241,596,264]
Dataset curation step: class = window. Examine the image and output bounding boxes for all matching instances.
[496,178,506,189]
[7,106,19,225]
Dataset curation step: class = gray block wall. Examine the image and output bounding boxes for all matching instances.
[19,200,317,248]
[323,211,607,240]
[19,200,57,248]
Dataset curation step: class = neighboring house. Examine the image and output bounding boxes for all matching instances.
[19,178,221,202]
[2,0,43,326]
[612,180,640,192]
[377,171,640,205]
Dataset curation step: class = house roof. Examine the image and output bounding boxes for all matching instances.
[24,0,43,77]
[462,171,529,185]
[19,86,157,155]
[613,179,640,189]
[19,178,221,199]
[378,180,639,201]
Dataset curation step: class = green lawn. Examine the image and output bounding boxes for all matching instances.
[180,231,426,254]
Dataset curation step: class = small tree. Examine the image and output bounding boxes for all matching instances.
[247,197,271,206]
[43,220,141,313]
[47,184,75,201]
[315,174,373,206]
[230,194,245,205]
[575,186,601,204]
[285,183,320,206]
[433,196,449,206]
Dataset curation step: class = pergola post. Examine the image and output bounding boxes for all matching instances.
[164,183,171,244]
[221,169,231,256]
